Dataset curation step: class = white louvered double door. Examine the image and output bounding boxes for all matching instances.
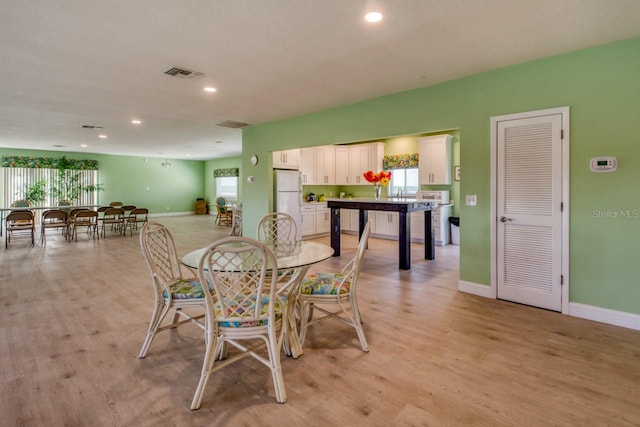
[497,112,563,311]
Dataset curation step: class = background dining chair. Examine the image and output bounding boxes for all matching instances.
[123,208,148,236]
[100,207,125,237]
[69,210,99,241]
[298,219,372,352]
[138,222,206,358]
[214,197,232,226]
[229,202,242,236]
[5,210,35,248]
[41,209,68,244]
[191,236,286,410]
[256,212,297,243]
[10,199,32,208]
[66,208,89,240]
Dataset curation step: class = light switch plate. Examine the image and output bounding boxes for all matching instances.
[466,195,477,206]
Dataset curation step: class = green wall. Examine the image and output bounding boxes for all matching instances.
[242,36,640,315]
[0,148,205,214]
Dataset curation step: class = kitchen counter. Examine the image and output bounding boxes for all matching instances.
[327,198,438,270]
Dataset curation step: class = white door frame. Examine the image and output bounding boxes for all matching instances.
[490,106,570,314]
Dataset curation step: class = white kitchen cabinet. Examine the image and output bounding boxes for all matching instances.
[348,142,384,185]
[335,146,350,185]
[300,147,315,184]
[410,205,452,245]
[372,211,398,237]
[272,149,300,170]
[301,203,330,237]
[315,146,336,185]
[301,205,316,237]
[316,205,331,234]
[418,135,452,184]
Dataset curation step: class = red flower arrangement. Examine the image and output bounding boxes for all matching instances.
[363,170,392,186]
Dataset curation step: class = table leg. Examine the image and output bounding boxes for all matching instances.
[424,210,435,260]
[330,207,341,257]
[277,265,312,359]
[399,211,410,270]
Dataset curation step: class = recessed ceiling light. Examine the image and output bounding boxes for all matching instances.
[131,119,142,125]
[80,144,88,148]
[365,11,383,23]
[53,144,66,148]
[99,134,107,139]
[204,87,217,93]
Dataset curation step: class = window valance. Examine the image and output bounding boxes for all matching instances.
[1,156,99,170]
[213,168,239,178]
[383,153,419,170]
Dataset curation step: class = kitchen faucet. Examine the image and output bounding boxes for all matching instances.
[396,189,403,198]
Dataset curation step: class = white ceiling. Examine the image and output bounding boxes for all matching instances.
[2,1,640,161]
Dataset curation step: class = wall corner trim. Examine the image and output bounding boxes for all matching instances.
[568,302,640,332]
[458,280,494,298]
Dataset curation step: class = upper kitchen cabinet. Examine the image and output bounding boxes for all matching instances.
[300,147,316,184]
[418,135,452,185]
[354,142,384,185]
[315,145,336,185]
[272,149,300,170]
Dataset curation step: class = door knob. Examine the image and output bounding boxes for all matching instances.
[499,216,512,223]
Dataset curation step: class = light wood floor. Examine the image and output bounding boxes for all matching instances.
[1,215,639,426]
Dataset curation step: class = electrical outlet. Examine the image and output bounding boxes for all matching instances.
[466,195,477,206]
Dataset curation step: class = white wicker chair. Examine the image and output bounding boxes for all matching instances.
[256,212,297,243]
[298,219,372,352]
[138,222,205,358]
[191,236,286,410]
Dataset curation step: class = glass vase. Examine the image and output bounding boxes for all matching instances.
[373,184,382,200]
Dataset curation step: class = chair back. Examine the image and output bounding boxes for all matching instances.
[109,201,124,207]
[103,207,125,220]
[214,197,227,208]
[10,200,31,208]
[139,222,183,289]
[121,205,136,213]
[348,219,372,290]
[57,200,72,207]
[129,208,148,221]
[197,237,279,326]
[256,212,298,242]
[7,210,34,223]
[74,210,98,223]
[42,209,68,224]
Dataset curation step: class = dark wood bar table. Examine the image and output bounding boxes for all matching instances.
[327,198,438,270]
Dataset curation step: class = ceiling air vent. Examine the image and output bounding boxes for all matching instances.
[163,66,205,80]
[216,120,250,129]
[82,125,103,129]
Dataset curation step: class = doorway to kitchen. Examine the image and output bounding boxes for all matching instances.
[490,107,569,313]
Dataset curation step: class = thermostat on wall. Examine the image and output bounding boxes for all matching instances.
[590,156,617,172]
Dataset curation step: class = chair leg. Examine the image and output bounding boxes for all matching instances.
[350,297,369,352]
[266,327,287,403]
[191,333,220,410]
[139,301,171,358]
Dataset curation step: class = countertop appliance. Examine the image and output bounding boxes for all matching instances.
[417,190,450,205]
[274,169,303,240]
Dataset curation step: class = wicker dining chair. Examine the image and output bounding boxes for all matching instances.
[256,212,297,243]
[298,219,372,352]
[191,236,286,410]
[138,222,206,359]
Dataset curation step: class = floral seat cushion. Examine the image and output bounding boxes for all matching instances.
[216,295,285,328]
[165,278,206,299]
[300,272,351,295]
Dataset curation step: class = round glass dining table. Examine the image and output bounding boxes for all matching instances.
[181,240,334,358]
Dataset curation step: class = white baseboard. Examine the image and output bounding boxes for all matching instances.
[568,302,640,331]
[457,280,640,332]
[458,280,494,298]
[148,211,195,218]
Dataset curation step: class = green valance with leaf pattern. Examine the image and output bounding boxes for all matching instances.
[1,156,99,170]
[383,153,419,170]
[213,168,239,178]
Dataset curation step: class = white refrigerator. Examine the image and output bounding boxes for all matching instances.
[274,169,302,240]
